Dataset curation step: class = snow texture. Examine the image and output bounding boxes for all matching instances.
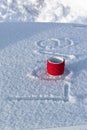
[0,23,87,130]
[0,0,87,24]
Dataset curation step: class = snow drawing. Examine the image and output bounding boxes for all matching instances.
[0,23,87,129]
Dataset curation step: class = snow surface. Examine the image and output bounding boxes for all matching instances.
[0,0,87,24]
[0,23,87,129]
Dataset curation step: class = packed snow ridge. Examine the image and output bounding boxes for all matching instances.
[0,0,87,24]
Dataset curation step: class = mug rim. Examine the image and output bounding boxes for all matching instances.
[47,56,65,64]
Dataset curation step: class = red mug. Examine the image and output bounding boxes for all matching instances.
[47,57,65,76]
